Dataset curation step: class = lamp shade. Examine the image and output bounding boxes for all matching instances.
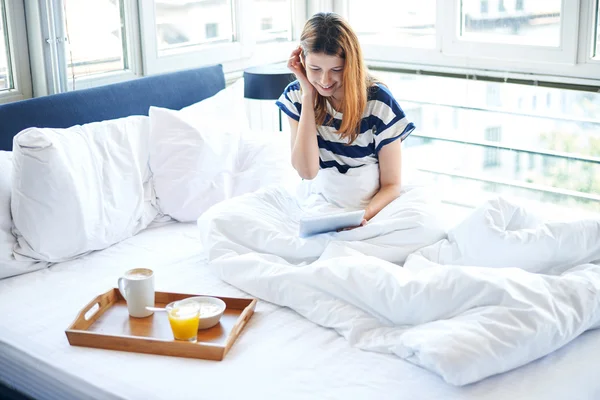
[243,63,296,101]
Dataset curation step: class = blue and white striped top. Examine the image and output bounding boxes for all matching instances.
[276,80,414,174]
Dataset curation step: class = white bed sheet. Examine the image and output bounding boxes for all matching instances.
[0,220,599,400]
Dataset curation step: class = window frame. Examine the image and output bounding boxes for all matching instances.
[582,0,600,61]
[7,0,596,104]
[445,0,579,65]
[25,0,142,96]
[334,0,600,84]
[138,0,253,76]
[16,0,303,100]
[246,0,303,67]
[140,0,302,77]
[0,0,31,104]
[65,0,142,91]
[596,0,600,57]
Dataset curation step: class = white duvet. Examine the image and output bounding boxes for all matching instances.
[198,164,600,386]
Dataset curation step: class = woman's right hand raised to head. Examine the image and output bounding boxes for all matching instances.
[288,46,315,101]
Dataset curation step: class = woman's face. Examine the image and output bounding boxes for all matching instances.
[303,52,345,99]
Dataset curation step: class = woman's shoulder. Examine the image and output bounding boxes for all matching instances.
[365,83,406,122]
[283,80,302,100]
[367,83,396,104]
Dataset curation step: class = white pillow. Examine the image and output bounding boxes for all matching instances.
[149,79,248,222]
[0,151,48,279]
[231,130,298,198]
[0,151,11,234]
[11,116,158,262]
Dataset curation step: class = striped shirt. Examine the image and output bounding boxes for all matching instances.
[276,80,414,174]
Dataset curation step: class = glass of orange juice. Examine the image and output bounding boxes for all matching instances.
[166,300,200,342]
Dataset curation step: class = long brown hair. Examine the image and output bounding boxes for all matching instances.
[300,12,379,144]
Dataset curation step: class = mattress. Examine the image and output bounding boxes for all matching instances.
[1,220,599,400]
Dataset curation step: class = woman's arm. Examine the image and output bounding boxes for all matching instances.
[286,46,320,180]
[288,102,320,179]
[364,139,403,221]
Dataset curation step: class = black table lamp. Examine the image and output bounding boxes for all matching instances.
[244,63,295,131]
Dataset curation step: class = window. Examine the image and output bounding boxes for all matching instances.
[367,70,600,212]
[205,23,218,39]
[261,18,273,31]
[348,0,436,48]
[23,0,135,95]
[340,0,596,82]
[139,0,248,75]
[528,153,535,170]
[255,0,292,43]
[0,1,10,91]
[63,0,128,80]
[486,85,501,107]
[484,126,502,168]
[461,0,561,46]
[0,0,30,101]
[139,1,300,76]
[154,0,234,53]
[516,0,524,11]
[480,0,488,14]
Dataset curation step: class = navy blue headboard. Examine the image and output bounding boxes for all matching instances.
[0,64,226,151]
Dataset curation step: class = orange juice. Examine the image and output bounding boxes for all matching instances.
[167,303,200,341]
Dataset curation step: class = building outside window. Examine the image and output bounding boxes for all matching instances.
[255,0,292,43]
[205,23,218,39]
[516,0,524,11]
[347,0,436,48]
[484,126,502,168]
[155,0,234,52]
[528,153,536,170]
[481,0,489,14]
[463,0,561,45]
[261,17,273,31]
[498,0,506,13]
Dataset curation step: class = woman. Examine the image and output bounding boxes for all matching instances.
[276,12,414,225]
[199,13,444,265]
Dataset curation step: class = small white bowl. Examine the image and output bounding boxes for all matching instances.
[181,296,226,330]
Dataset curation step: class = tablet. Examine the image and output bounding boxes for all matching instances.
[299,210,365,238]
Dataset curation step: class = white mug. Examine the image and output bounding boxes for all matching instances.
[118,268,155,318]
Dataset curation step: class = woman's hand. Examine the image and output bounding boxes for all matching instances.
[287,46,315,101]
[337,218,367,232]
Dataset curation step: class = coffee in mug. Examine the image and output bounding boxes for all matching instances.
[118,268,155,318]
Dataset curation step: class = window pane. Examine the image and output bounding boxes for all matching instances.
[154,0,234,53]
[64,0,127,79]
[0,1,10,91]
[255,0,291,43]
[461,0,562,46]
[348,0,436,48]
[376,70,600,214]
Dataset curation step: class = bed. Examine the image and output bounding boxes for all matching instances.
[1,64,599,400]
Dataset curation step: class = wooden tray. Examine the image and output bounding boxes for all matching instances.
[66,289,257,361]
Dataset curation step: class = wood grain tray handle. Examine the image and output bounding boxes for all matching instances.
[69,289,117,331]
